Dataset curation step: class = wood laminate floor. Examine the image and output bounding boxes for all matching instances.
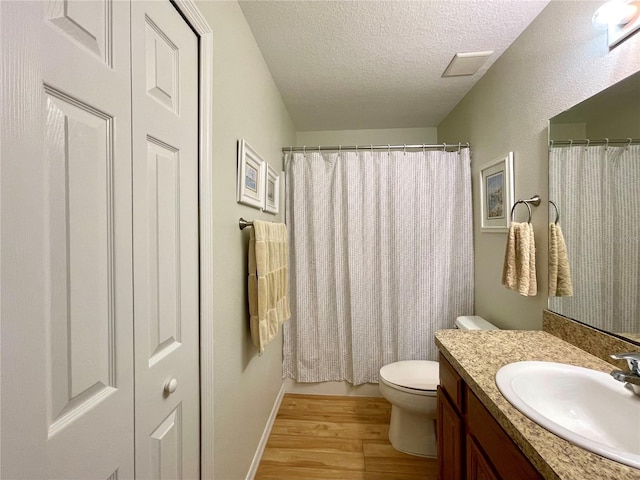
[255,394,438,480]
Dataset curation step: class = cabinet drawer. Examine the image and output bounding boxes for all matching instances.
[466,387,543,480]
[439,353,463,411]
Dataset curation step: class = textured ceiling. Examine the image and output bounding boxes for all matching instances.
[239,0,550,131]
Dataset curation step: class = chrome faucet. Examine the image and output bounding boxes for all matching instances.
[610,352,640,395]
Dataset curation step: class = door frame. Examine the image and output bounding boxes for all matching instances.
[169,2,214,479]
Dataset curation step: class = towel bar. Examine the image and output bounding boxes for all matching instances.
[239,218,254,230]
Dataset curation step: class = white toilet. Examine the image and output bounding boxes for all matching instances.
[378,315,499,457]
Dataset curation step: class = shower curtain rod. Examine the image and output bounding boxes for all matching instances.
[550,138,640,147]
[281,142,470,153]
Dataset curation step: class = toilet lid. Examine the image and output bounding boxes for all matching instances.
[379,360,439,391]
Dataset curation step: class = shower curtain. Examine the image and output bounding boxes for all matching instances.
[283,148,473,384]
[549,144,640,333]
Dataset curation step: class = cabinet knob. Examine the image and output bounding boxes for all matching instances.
[164,378,178,394]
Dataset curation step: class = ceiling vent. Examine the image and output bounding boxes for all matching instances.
[442,51,494,77]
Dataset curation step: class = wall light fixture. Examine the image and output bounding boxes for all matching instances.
[593,0,640,48]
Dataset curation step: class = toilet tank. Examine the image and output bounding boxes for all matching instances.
[455,315,499,330]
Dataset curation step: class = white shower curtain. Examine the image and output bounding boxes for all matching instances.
[549,144,640,333]
[283,148,473,384]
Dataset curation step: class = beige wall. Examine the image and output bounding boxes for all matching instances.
[438,0,640,330]
[585,96,640,138]
[196,2,296,479]
[296,127,437,147]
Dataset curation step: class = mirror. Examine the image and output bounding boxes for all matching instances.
[548,71,640,344]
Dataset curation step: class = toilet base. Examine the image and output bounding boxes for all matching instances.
[388,405,437,457]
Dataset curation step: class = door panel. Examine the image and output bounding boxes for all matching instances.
[1,0,135,478]
[150,405,183,480]
[146,138,182,367]
[43,1,135,478]
[45,87,117,434]
[132,2,200,479]
[46,0,112,66]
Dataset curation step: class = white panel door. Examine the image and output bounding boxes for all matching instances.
[1,1,135,479]
[131,2,200,479]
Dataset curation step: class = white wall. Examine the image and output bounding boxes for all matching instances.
[296,127,437,147]
[195,2,296,479]
[438,0,640,329]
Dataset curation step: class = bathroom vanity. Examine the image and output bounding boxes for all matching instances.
[438,353,542,479]
[435,326,640,480]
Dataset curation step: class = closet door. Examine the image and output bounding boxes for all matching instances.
[1,1,135,479]
[131,2,200,478]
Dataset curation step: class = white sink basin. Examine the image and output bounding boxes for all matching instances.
[496,361,640,469]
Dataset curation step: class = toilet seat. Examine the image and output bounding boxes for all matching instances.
[379,360,439,396]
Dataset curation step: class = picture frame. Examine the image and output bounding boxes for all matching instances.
[479,152,514,233]
[237,139,265,209]
[263,164,280,215]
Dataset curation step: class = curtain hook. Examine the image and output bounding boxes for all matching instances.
[289,146,293,154]
[387,144,391,156]
[422,144,426,154]
[403,144,406,155]
[627,138,633,149]
[569,139,573,148]
[355,145,358,154]
[605,138,609,150]
[585,139,590,150]
[338,145,342,157]
[442,143,446,152]
[457,142,461,154]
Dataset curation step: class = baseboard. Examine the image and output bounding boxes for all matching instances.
[283,378,383,397]
[245,381,286,480]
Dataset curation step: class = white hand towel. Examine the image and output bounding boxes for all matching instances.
[502,222,537,296]
[248,220,291,355]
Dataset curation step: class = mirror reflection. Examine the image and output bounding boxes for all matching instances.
[548,71,640,343]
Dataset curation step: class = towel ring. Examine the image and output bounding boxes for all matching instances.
[510,200,532,223]
[549,200,560,224]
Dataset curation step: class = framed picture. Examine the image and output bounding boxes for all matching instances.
[479,152,514,232]
[263,164,280,215]
[237,139,265,209]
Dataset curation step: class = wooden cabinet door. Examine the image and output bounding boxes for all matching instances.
[438,387,464,480]
[466,435,499,480]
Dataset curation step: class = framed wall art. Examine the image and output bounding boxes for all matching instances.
[263,164,280,215]
[237,139,265,209]
[479,152,514,232]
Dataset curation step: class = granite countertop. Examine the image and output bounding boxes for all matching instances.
[435,329,640,480]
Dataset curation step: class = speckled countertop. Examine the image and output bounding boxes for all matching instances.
[435,330,640,480]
